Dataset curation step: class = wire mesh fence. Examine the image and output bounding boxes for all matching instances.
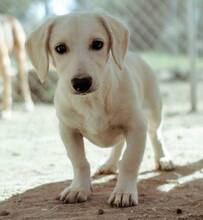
[81,0,189,54]
[0,0,202,109]
[0,0,202,68]
[0,0,202,69]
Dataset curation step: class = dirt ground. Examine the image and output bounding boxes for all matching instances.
[0,80,203,219]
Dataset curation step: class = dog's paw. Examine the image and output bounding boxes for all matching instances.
[1,110,12,120]
[108,187,138,207]
[57,186,91,203]
[24,101,34,112]
[95,162,117,175]
[158,156,174,171]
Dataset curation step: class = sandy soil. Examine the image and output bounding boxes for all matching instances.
[0,80,203,219]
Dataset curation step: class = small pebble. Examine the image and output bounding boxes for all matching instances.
[98,209,104,215]
[176,208,182,214]
[177,135,182,140]
[11,152,20,156]
[0,210,10,216]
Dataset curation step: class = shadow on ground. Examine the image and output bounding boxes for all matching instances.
[0,160,203,220]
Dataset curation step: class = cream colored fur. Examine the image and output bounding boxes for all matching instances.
[26,12,174,207]
[0,15,33,118]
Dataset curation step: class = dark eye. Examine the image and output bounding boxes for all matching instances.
[90,40,104,50]
[55,43,67,54]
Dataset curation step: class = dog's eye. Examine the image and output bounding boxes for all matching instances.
[90,40,104,50]
[55,43,67,54]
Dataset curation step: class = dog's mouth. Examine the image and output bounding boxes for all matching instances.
[72,88,96,96]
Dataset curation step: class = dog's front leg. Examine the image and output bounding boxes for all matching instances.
[57,122,91,203]
[108,118,147,207]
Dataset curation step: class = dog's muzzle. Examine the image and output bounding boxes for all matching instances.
[71,76,92,94]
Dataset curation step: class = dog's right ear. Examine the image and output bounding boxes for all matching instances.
[26,18,54,83]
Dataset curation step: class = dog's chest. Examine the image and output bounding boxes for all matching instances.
[70,101,123,147]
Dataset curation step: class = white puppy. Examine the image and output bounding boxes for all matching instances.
[26,12,174,207]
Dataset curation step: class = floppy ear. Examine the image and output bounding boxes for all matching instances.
[25,18,54,83]
[99,15,129,69]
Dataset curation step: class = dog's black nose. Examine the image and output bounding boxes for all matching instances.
[71,76,92,93]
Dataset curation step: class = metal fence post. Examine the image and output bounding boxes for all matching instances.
[188,0,198,112]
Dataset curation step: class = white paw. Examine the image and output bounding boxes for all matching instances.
[108,186,138,207]
[1,110,12,120]
[24,101,34,112]
[57,185,92,203]
[158,156,174,171]
[95,162,117,175]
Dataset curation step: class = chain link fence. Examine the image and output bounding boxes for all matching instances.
[0,0,201,109]
[0,0,201,69]
[79,0,189,54]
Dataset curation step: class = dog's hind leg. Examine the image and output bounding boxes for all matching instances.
[12,18,34,111]
[146,83,174,171]
[95,140,124,175]
[148,111,174,171]
[0,28,12,118]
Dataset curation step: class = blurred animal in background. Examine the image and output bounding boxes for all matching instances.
[0,15,33,119]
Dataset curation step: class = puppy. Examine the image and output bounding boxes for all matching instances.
[26,12,174,207]
[0,15,33,118]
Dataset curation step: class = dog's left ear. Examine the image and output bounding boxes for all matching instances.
[26,18,55,83]
[99,14,129,70]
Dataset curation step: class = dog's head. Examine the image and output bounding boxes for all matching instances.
[26,12,129,95]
